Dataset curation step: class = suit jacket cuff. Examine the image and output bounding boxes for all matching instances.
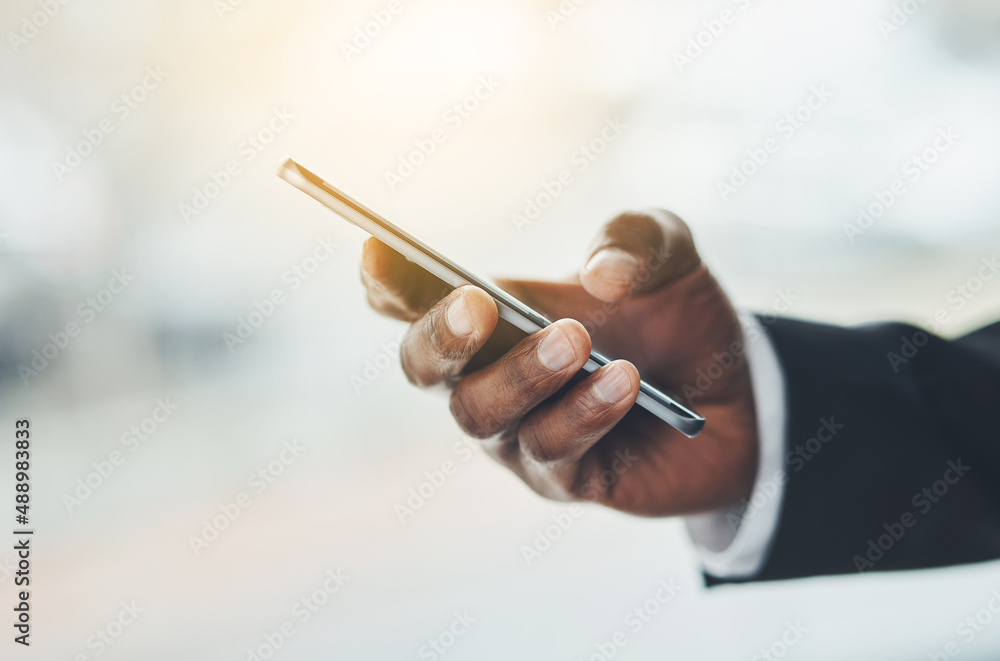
[684,313,787,579]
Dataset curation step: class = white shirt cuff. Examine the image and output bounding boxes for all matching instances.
[684,312,787,579]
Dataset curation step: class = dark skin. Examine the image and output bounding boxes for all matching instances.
[360,210,758,517]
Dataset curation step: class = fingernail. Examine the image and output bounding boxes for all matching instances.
[592,364,632,404]
[446,294,475,336]
[584,248,641,285]
[537,326,576,371]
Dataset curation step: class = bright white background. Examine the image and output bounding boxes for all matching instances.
[2,0,1000,659]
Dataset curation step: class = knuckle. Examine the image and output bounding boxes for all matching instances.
[517,384,620,469]
[364,283,418,322]
[650,208,687,231]
[570,390,611,422]
[650,209,696,258]
[399,346,425,387]
[360,264,390,297]
[497,345,535,394]
[499,337,567,396]
[449,387,500,439]
[569,397,619,438]
[364,289,385,314]
[400,326,436,387]
[518,424,558,465]
[609,210,663,244]
[365,290,400,319]
[657,210,694,245]
[426,296,471,358]
[425,309,450,358]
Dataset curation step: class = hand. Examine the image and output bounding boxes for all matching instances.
[360,210,758,516]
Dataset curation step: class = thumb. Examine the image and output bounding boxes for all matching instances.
[579,209,701,303]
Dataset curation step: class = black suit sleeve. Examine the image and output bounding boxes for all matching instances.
[708,318,1000,585]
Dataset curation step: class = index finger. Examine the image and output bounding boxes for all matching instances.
[360,237,451,322]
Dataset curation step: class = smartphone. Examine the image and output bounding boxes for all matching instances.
[277,156,705,437]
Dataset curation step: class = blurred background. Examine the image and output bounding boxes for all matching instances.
[3,0,1000,658]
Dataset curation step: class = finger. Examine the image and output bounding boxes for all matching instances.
[449,319,591,439]
[517,360,640,466]
[361,237,450,321]
[579,209,700,303]
[399,286,498,387]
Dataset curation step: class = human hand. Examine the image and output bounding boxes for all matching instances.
[360,210,758,516]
